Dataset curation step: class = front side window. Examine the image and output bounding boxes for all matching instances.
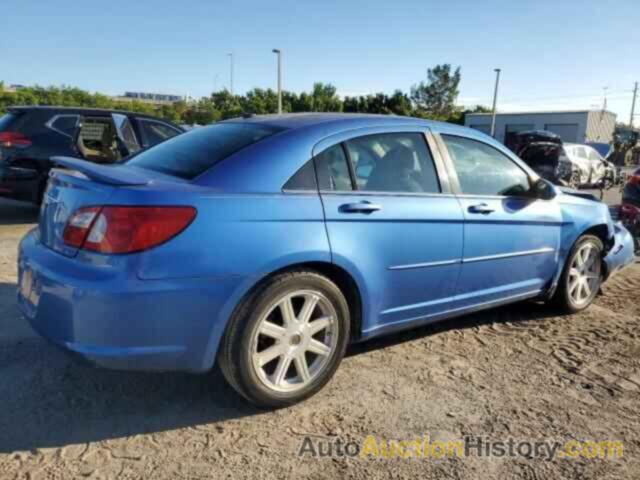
[139,119,181,147]
[345,133,440,193]
[126,122,283,179]
[442,135,531,196]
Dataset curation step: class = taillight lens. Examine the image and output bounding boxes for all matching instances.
[620,203,640,218]
[0,132,32,148]
[63,206,196,254]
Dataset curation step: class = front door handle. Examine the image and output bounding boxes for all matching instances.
[339,201,382,214]
[468,203,495,215]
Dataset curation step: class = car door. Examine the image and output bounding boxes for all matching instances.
[437,132,562,309]
[317,127,464,337]
[112,113,142,157]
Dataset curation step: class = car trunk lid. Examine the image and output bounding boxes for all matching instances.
[39,157,155,257]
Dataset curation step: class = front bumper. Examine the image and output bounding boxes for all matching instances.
[17,229,246,373]
[603,223,636,281]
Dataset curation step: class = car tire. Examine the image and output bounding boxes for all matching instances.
[554,235,604,313]
[218,270,350,408]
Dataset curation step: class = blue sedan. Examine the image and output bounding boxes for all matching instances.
[17,114,635,407]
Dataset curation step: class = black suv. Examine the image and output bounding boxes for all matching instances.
[0,106,184,203]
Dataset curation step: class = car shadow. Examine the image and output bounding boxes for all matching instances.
[0,198,39,225]
[346,300,561,358]
[0,279,561,454]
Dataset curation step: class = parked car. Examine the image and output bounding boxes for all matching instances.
[17,114,636,407]
[620,166,640,251]
[506,130,578,187]
[0,106,184,204]
[563,143,618,188]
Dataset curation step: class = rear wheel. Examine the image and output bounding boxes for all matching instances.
[218,270,350,408]
[554,235,603,313]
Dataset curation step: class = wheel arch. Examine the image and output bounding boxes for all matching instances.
[249,261,365,342]
[545,222,611,300]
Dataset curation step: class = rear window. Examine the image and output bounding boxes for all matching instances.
[126,122,283,179]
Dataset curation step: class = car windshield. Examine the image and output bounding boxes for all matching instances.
[126,122,283,179]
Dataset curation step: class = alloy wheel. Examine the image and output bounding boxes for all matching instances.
[250,290,338,393]
[568,242,601,307]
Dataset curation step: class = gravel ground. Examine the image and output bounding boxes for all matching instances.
[0,191,639,479]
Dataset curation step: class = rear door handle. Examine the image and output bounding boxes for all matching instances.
[468,203,495,215]
[339,201,382,213]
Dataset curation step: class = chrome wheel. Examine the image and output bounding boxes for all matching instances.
[251,290,338,393]
[568,242,601,307]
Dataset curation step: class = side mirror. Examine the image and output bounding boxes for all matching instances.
[533,178,556,200]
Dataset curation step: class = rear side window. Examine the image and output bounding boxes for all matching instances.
[283,160,317,191]
[126,123,283,179]
[47,114,79,138]
[315,144,353,191]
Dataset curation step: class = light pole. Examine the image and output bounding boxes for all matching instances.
[227,53,234,95]
[630,81,638,128]
[272,49,282,114]
[490,68,501,138]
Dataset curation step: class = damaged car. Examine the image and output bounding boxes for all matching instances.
[17,114,636,407]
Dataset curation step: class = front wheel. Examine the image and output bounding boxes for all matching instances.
[554,235,603,313]
[218,270,350,408]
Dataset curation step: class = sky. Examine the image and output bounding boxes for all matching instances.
[2,0,639,121]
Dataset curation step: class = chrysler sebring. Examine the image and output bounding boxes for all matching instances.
[17,114,635,406]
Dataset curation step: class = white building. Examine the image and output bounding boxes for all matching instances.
[464,110,617,145]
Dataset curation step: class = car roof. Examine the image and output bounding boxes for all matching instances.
[222,112,459,132]
[7,105,176,122]
[200,112,525,192]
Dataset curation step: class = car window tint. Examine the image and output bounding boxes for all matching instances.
[283,159,317,191]
[49,115,79,138]
[126,123,283,179]
[139,120,181,147]
[315,144,353,191]
[345,133,439,193]
[442,135,531,196]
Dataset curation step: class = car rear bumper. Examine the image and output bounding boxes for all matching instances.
[17,229,246,373]
[603,223,636,281]
[0,166,41,202]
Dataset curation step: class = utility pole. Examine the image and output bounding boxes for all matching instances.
[227,53,234,95]
[272,49,282,114]
[630,81,638,128]
[490,68,501,138]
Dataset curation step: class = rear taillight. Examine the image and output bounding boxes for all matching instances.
[628,171,640,186]
[0,132,32,148]
[63,206,196,254]
[620,203,640,221]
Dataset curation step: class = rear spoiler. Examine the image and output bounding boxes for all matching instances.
[50,156,151,186]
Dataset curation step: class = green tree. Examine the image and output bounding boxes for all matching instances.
[411,64,461,120]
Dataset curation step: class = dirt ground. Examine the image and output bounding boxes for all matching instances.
[0,193,639,480]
